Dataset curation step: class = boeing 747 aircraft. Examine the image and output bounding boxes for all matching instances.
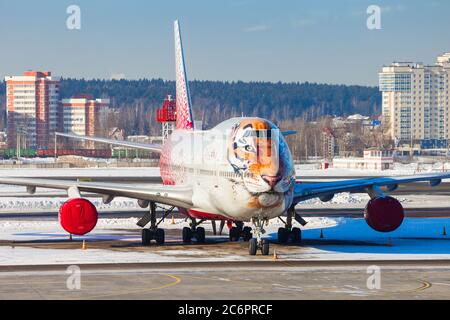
[1,21,449,255]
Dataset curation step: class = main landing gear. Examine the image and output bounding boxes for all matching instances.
[229,221,253,242]
[277,206,303,244]
[139,202,175,246]
[182,217,206,244]
[248,217,270,256]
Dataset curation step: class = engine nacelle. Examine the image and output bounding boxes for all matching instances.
[364,196,404,233]
[59,198,98,235]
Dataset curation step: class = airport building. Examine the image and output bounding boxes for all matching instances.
[5,71,61,149]
[333,149,394,171]
[379,53,450,153]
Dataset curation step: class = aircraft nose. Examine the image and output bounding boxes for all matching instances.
[262,175,281,188]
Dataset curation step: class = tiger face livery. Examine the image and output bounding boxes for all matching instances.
[227,118,294,198]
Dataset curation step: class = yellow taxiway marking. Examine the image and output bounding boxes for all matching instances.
[76,274,182,300]
[414,280,432,292]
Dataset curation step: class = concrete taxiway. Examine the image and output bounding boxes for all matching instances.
[0,207,449,299]
[0,261,449,299]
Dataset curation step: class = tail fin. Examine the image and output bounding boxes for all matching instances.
[174,20,195,130]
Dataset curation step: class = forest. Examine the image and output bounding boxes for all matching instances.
[0,78,381,136]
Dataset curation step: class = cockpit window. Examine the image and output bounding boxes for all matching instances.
[242,129,276,138]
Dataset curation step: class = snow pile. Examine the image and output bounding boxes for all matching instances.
[0,167,161,178]
[302,217,339,229]
[299,192,410,206]
[295,161,450,177]
[0,217,141,232]
[0,217,449,265]
[0,197,141,212]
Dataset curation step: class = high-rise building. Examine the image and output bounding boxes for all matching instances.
[5,71,61,149]
[61,95,110,147]
[379,53,450,152]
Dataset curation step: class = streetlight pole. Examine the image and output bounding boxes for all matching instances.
[54,133,57,161]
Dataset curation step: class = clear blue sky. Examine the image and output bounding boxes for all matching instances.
[0,0,449,85]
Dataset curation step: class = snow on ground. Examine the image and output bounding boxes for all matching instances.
[0,163,449,212]
[0,217,449,265]
[300,192,372,205]
[0,164,448,265]
[283,217,450,261]
[0,161,447,180]
[0,217,337,242]
[295,162,450,178]
[0,167,161,178]
[0,197,143,213]
[0,216,337,266]
[297,193,421,209]
[1,192,448,213]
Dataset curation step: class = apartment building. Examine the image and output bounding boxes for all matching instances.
[4,71,111,151]
[5,71,60,149]
[61,95,109,147]
[379,53,450,152]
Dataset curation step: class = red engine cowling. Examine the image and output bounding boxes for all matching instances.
[364,196,404,232]
[59,198,98,235]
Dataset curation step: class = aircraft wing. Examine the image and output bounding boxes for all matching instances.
[56,133,162,153]
[293,173,450,204]
[0,178,193,208]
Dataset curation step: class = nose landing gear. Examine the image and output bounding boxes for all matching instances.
[249,217,270,256]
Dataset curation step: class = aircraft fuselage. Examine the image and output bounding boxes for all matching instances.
[160,117,296,221]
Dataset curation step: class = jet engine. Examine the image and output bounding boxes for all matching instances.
[59,198,98,235]
[364,196,404,232]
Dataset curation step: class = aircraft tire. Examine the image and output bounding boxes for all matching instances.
[182,227,192,243]
[261,239,270,256]
[142,229,152,246]
[243,226,252,241]
[291,227,302,243]
[278,227,289,244]
[249,238,257,255]
[229,227,239,241]
[155,228,165,245]
[197,227,206,243]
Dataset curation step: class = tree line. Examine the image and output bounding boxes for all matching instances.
[0,79,381,137]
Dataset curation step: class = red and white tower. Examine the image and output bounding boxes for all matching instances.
[156,95,176,143]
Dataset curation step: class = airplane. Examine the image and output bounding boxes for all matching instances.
[1,20,450,255]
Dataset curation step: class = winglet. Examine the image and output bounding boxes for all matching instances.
[174,20,195,130]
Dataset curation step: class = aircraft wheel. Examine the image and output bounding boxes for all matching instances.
[291,227,302,243]
[249,238,257,256]
[278,227,289,244]
[243,226,252,241]
[197,227,206,243]
[182,227,192,243]
[229,227,239,241]
[155,228,165,245]
[261,239,270,256]
[142,229,152,246]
